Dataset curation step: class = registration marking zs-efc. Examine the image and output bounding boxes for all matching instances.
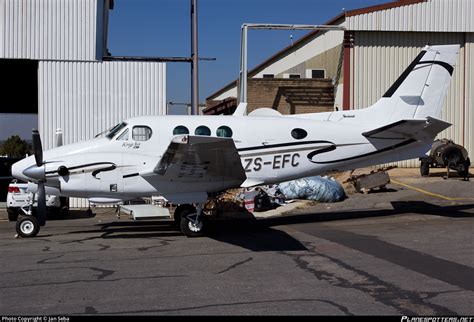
[244,153,300,172]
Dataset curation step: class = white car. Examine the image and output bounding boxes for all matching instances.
[6,179,68,221]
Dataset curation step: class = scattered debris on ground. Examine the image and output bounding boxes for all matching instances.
[343,166,396,194]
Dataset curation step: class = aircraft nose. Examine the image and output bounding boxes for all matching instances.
[11,157,34,182]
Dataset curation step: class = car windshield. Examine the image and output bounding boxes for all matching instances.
[105,122,128,140]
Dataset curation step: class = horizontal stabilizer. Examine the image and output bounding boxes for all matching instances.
[363,117,451,140]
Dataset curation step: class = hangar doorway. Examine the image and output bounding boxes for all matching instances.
[0,59,38,114]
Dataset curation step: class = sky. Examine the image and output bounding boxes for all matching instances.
[107,0,389,114]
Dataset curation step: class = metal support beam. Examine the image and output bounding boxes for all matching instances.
[238,23,346,107]
[103,56,215,63]
[191,0,199,115]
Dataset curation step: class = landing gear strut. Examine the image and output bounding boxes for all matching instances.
[175,204,205,237]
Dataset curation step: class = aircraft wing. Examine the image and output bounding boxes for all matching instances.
[362,117,451,140]
[153,135,246,184]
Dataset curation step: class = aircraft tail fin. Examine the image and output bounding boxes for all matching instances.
[368,45,460,124]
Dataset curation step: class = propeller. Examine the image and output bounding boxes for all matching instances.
[32,129,43,167]
[29,129,46,226]
[23,129,67,226]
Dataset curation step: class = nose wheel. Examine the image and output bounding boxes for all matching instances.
[16,215,40,238]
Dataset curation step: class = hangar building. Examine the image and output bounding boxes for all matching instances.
[0,0,167,207]
[206,0,473,168]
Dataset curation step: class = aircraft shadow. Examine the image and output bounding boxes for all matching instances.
[46,209,97,221]
[62,201,472,251]
[65,217,308,251]
[261,201,474,228]
[205,220,308,251]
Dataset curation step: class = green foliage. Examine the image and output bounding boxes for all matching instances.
[0,135,31,157]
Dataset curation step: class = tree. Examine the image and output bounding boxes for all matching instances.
[0,135,31,157]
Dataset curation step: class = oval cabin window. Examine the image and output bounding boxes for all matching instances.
[195,126,211,136]
[216,126,233,138]
[173,125,189,135]
[291,128,307,140]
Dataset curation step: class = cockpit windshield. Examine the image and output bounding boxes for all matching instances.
[105,122,128,140]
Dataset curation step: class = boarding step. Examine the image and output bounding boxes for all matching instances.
[119,204,172,220]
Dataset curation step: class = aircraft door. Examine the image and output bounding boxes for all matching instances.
[98,152,123,196]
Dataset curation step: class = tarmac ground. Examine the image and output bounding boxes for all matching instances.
[0,168,473,316]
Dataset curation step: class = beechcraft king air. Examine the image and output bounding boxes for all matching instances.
[12,44,459,237]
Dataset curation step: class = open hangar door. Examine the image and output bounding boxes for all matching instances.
[0,59,38,114]
[0,59,38,201]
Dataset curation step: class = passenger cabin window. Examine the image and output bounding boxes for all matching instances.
[116,129,129,141]
[173,125,189,135]
[291,128,307,140]
[132,126,152,141]
[106,122,128,139]
[195,126,211,136]
[216,126,233,138]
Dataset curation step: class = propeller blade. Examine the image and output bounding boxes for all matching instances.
[32,129,43,167]
[37,181,46,226]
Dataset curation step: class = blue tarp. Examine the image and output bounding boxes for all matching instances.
[277,176,346,202]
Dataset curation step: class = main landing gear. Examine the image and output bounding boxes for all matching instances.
[174,203,206,237]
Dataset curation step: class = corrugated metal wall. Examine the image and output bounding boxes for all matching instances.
[467,33,474,162]
[38,60,167,207]
[351,31,471,168]
[347,0,474,33]
[0,0,103,61]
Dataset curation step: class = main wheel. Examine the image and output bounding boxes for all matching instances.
[179,208,205,238]
[458,161,469,179]
[420,161,430,177]
[16,215,40,238]
[173,204,196,228]
[7,208,19,222]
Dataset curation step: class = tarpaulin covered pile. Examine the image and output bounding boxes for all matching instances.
[277,176,346,202]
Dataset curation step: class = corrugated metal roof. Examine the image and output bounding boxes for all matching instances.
[347,0,474,32]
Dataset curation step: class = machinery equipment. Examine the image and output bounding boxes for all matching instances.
[419,139,470,180]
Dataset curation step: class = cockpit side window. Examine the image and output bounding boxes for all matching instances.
[132,126,153,141]
[106,122,128,139]
[116,129,129,141]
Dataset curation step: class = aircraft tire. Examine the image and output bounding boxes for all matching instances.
[179,208,205,238]
[420,160,430,177]
[16,215,40,238]
[174,204,196,227]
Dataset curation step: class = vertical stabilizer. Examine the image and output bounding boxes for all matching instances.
[365,45,460,124]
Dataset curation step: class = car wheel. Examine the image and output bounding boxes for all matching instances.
[16,216,40,238]
[7,208,19,222]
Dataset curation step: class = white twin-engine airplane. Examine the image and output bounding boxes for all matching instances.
[12,44,459,238]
